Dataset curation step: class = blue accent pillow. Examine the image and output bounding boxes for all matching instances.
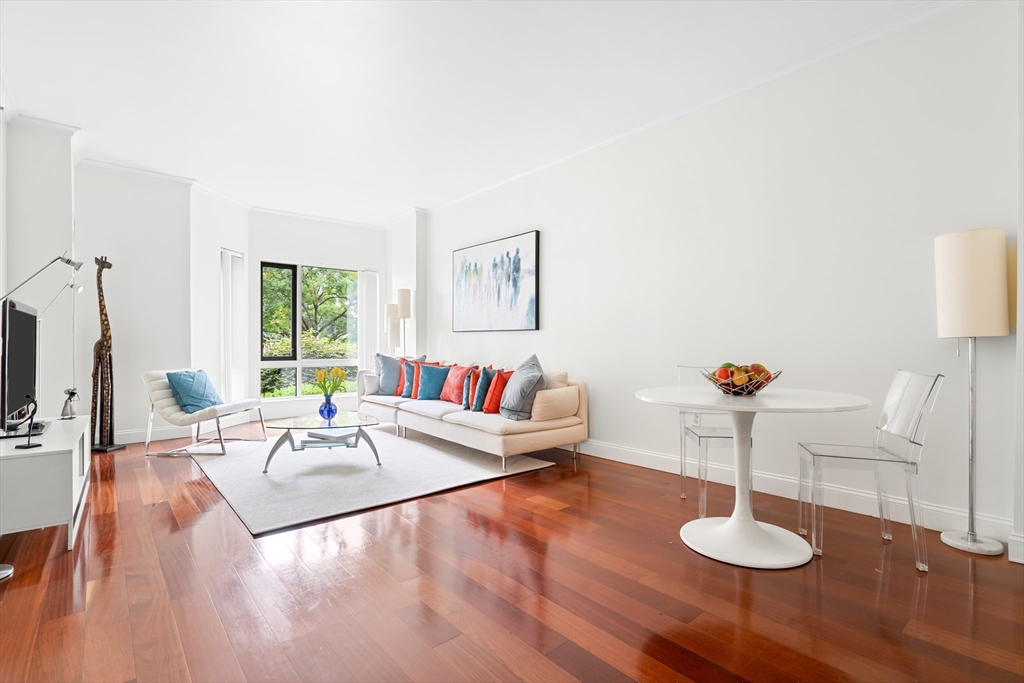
[473,367,497,412]
[417,365,450,400]
[376,354,424,395]
[401,362,416,398]
[166,370,223,414]
[462,373,473,409]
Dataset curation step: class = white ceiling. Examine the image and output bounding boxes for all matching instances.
[1,1,959,226]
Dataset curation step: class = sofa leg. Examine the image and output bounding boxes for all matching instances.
[502,456,507,473]
[395,424,400,437]
[573,443,578,462]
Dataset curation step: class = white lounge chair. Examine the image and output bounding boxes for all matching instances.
[142,369,267,456]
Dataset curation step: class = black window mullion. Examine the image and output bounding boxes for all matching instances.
[261,262,297,362]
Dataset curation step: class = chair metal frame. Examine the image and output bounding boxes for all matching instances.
[144,405,268,457]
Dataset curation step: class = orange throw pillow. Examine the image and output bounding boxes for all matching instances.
[440,364,474,404]
[482,370,514,414]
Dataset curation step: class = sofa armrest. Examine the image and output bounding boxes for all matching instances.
[357,370,380,399]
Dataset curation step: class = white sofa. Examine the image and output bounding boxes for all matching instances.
[356,370,587,471]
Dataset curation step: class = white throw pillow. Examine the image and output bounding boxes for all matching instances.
[530,386,579,422]
[363,374,380,396]
[544,371,569,390]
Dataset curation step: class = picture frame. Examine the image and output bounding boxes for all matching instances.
[452,230,539,332]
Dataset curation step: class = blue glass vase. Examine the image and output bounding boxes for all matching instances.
[319,394,337,421]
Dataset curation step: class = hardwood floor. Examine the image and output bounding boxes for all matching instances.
[1,423,1022,682]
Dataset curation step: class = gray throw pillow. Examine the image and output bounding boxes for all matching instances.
[376,354,425,395]
[500,354,547,421]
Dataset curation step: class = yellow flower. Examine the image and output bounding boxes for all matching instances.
[331,367,344,378]
[316,369,326,382]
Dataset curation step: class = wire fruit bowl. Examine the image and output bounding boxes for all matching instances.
[700,366,782,397]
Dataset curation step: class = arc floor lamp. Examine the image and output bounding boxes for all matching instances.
[934,227,1010,556]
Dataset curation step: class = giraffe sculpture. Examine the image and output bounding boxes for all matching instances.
[91,256,124,452]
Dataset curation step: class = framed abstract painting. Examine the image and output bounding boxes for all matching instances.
[453,230,539,332]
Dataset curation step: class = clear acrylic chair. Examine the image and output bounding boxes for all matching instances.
[797,370,943,572]
[678,365,752,518]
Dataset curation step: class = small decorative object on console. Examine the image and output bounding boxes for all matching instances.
[702,363,781,396]
[61,388,79,419]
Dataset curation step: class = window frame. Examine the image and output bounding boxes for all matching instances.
[260,262,298,362]
[259,259,361,399]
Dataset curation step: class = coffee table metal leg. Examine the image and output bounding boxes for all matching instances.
[358,427,381,466]
[263,430,295,473]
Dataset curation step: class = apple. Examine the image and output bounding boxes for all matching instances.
[715,367,732,382]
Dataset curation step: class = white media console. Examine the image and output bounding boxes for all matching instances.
[0,416,90,551]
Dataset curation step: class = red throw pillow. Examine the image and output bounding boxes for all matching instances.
[411,361,440,399]
[482,370,514,414]
[393,359,407,396]
[440,364,474,404]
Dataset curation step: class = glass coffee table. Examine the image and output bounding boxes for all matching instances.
[262,412,381,473]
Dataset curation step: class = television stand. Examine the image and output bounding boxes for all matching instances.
[1,416,90,551]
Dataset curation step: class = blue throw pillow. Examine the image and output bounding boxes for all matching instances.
[401,362,416,398]
[417,365,450,400]
[377,354,424,395]
[473,367,497,412]
[462,373,473,409]
[166,369,223,414]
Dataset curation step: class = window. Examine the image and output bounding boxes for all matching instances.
[260,262,362,398]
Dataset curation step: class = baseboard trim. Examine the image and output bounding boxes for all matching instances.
[576,438,1015,542]
[1009,532,1024,564]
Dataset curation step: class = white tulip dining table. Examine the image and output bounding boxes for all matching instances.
[635,385,870,569]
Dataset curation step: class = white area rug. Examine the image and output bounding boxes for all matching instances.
[190,426,553,535]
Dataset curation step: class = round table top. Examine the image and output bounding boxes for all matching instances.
[635,386,871,414]
[265,412,379,430]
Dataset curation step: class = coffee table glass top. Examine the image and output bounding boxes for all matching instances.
[264,412,379,430]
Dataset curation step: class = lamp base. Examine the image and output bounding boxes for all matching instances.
[940,531,1004,556]
[0,564,12,581]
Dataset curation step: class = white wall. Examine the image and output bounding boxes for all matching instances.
[1012,1,1024,564]
[248,209,387,416]
[425,2,1021,539]
[6,121,76,418]
[385,208,427,357]
[74,164,192,443]
[189,185,250,398]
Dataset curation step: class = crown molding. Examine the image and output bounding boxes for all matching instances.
[192,182,251,211]
[9,114,80,138]
[250,206,385,232]
[77,158,195,186]
[432,0,968,214]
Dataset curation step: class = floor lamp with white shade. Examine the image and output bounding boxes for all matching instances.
[934,227,1010,556]
[397,289,412,357]
[386,303,401,355]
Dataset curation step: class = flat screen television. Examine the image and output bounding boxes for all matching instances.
[1,299,38,433]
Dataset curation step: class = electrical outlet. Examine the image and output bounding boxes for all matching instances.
[690,414,701,427]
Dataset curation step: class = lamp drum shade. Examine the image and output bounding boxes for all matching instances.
[934,228,1009,338]
[397,289,412,319]
[388,317,401,348]
[385,303,399,319]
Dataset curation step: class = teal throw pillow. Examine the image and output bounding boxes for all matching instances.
[417,364,450,400]
[166,369,223,414]
[472,367,497,412]
[401,362,416,398]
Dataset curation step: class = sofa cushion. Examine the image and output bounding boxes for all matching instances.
[363,373,380,396]
[443,410,582,435]
[440,364,474,404]
[483,370,513,414]
[544,371,569,390]
[166,369,224,414]
[462,368,481,409]
[531,385,579,422]
[500,355,546,421]
[417,364,451,400]
[376,354,401,394]
[361,394,413,407]
[399,400,464,420]
[473,367,497,411]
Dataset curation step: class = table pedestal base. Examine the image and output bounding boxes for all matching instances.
[681,517,812,569]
